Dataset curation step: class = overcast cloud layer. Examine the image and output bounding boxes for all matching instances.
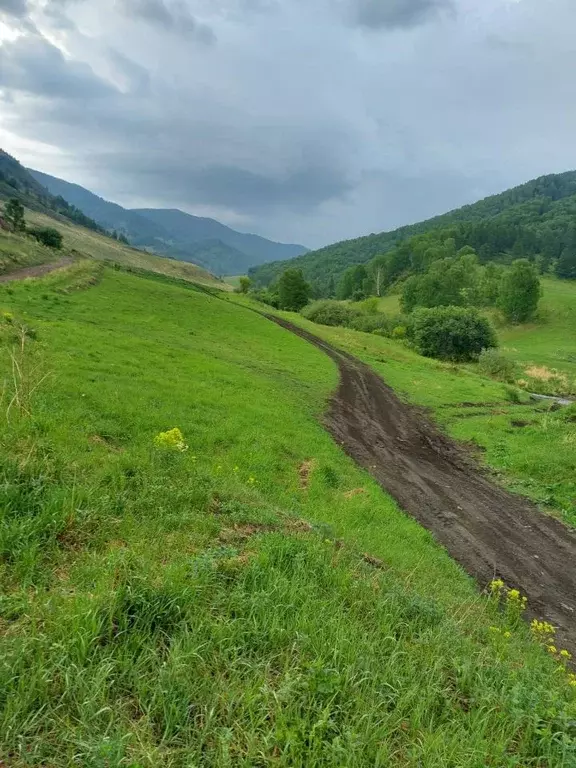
[1,0,575,247]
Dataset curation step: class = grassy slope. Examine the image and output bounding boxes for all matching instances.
[0,228,61,274]
[499,278,576,380]
[1,266,575,766]
[7,209,229,289]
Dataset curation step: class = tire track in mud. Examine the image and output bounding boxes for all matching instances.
[269,315,576,652]
[0,258,74,283]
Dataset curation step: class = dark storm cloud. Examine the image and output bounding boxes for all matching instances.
[2,0,576,247]
[351,0,453,28]
[0,34,116,98]
[103,157,354,213]
[119,0,215,42]
[0,0,28,17]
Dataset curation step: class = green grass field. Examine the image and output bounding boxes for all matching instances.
[0,209,229,290]
[1,264,575,766]
[499,278,576,381]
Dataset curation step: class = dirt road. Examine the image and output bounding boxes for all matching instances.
[271,316,576,651]
[0,258,74,283]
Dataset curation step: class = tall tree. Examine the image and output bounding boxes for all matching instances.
[498,259,541,323]
[278,269,310,311]
[4,198,25,231]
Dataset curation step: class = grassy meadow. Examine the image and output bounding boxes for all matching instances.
[0,264,575,765]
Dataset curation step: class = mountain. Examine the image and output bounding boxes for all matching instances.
[250,170,576,291]
[0,150,104,233]
[30,169,308,275]
[29,169,168,243]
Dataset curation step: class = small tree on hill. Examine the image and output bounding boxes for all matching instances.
[4,198,25,232]
[29,227,63,249]
[238,276,251,294]
[278,269,310,311]
[411,306,497,362]
[498,259,541,323]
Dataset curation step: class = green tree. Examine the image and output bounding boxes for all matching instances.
[29,227,63,249]
[556,229,576,279]
[411,306,497,361]
[278,269,310,311]
[4,198,25,231]
[238,276,251,294]
[498,259,541,323]
[337,264,369,300]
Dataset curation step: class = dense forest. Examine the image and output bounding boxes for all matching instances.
[0,150,105,234]
[250,170,576,294]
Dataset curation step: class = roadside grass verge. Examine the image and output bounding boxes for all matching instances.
[0,267,575,766]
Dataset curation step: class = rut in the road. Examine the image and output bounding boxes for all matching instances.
[270,316,576,653]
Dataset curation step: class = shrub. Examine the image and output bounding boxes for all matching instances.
[29,227,63,250]
[498,259,541,323]
[477,348,519,383]
[302,300,360,327]
[411,306,497,362]
[252,290,279,309]
[356,296,380,315]
[349,314,393,334]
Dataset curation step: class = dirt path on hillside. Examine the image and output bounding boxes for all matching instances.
[270,316,576,651]
[0,257,74,283]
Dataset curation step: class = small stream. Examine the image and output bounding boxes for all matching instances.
[529,393,575,407]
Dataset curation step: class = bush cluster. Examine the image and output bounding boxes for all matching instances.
[410,306,497,362]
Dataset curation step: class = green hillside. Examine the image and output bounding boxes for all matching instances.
[250,170,576,291]
[0,150,105,234]
[1,264,575,765]
[0,205,228,290]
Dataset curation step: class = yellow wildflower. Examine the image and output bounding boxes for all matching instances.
[248,476,256,485]
[560,649,572,660]
[547,645,558,655]
[503,631,512,639]
[154,427,188,452]
[490,579,505,594]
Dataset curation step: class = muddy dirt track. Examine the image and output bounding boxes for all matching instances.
[270,315,576,651]
[0,258,74,283]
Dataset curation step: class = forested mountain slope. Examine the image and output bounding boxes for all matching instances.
[250,170,576,291]
[0,151,104,233]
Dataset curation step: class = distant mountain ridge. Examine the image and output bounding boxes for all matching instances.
[30,169,308,275]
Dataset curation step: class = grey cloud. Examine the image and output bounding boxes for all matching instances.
[119,0,215,42]
[106,159,354,214]
[0,0,28,17]
[0,34,117,98]
[351,0,453,29]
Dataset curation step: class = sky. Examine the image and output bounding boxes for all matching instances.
[0,0,575,248]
